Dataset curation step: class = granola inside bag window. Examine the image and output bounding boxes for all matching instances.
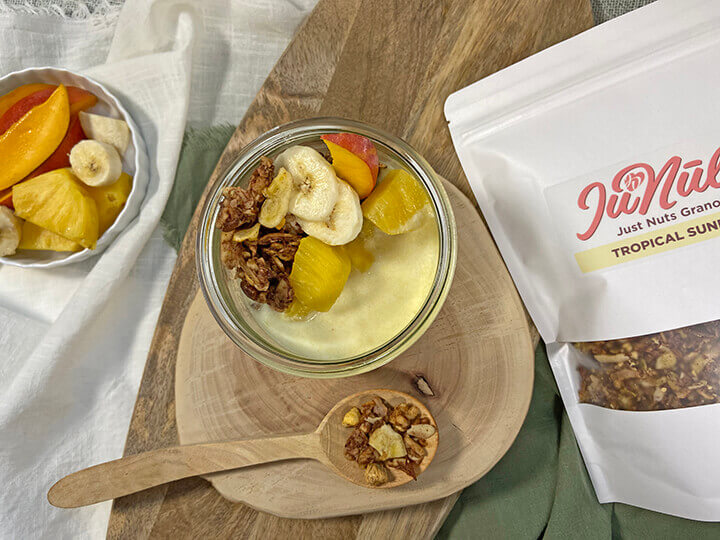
[575,321,720,411]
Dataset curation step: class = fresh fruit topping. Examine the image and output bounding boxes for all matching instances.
[18,221,81,252]
[78,111,130,155]
[321,133,378,198]
[0,83,54,118]
[289,236,351,312]
[259,167,293,228]
[13,168,98,249]
[70,139,122,187]
[0,85,70,191]
[232,223,261,243]
[343,221,375,272]
[0,86,96,135]
[86,172,133,235]
[368,424,407,461]
[27,114,86,180]
[361,169,431,235]
[275,145,338,222]
[284,299,313,320]
[297,179,362,246]
[0,188,12,209]
[0,206,22,256]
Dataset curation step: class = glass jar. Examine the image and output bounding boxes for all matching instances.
[196,117,457,378]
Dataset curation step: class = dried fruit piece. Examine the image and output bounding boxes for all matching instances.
[289,236,351,312]
[361,169,431,235]
[364,463,389,486]
[342,407,361,427]
[259,167,293,228]
[13,168,98,249]
[232,223,261,243]
[368,423,407,460]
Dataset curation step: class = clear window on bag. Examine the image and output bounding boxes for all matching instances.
[573,320,720,411]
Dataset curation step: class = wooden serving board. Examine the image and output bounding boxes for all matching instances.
[176,180,533,518]
[108,0,594,538]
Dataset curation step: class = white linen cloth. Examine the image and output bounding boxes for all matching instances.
[0,1,314,538]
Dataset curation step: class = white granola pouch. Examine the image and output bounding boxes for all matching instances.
[445,0,720,522]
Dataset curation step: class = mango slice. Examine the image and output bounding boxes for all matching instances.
[361,169,431,235]
[13,168,98,249]
[0,85,70,191]
[0,83,54,118]
[289,237,351,312]
[18,221,82,252]
[86,172,133,235]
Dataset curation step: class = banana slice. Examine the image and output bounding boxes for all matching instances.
[70,140,123,187]
[0,207,22,256]
[297,179,362,246]
[275,145,338,221]
[369,424,407,460]
[79,112,130,155]
[259,167,293,228]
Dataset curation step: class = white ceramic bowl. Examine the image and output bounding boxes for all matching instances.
[0,67,149,268]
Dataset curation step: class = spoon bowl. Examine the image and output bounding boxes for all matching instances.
[48,389,438,508]
[318,389,439,488]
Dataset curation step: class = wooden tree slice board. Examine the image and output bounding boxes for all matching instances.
[175,180,533,518]
[108,0,594,537]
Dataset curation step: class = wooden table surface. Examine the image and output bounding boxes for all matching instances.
[107,0,593,537]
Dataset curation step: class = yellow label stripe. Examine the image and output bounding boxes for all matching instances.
[575,212,720,273]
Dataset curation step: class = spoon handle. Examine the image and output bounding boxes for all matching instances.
[48,433,320,508]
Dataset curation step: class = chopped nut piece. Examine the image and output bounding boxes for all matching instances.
[357,446,379,466]
[342,407,361,427]
[388,407,410,432]
[364,463,390,486]
[406,423,436,439]
[595,354,630,364]
[403,433,425,462]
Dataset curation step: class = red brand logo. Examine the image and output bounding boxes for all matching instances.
[623,171,644,192]
[576,146,720,240]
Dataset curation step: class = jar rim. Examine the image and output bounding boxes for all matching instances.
[196,117,457,378]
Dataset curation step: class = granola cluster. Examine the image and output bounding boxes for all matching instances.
[342,396,437,486]
[575,320,720,411]
[216,156,304,312]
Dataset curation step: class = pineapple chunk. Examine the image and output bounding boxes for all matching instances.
[18,221,82,252]
[361,169,431,235]
[86,172,132,235]
[12,169,98,249]
[343,220,375,272]
[289,237,351,312]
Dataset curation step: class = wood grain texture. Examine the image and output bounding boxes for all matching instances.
[176,181,526,518]
[107,0,593,538]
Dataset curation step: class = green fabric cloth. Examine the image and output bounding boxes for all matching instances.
[160,126,720,539]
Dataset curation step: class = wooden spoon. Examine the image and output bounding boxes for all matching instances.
[48,389,439,508]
